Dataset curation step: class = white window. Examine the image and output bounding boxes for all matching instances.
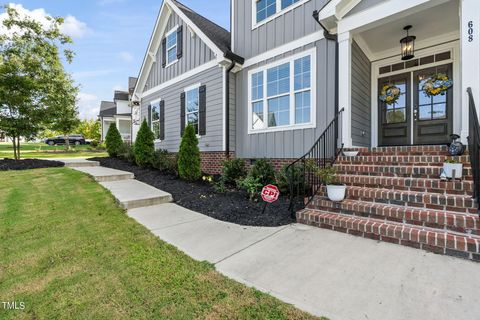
[254,0,307,27]
[185,85,200,135]
[166,27,177,65]
[151,100,161,140]
[248,49,315,133]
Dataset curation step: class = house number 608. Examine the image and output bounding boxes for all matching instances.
[468,21,474,42]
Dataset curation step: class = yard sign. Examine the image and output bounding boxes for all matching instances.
[261,184,280,203]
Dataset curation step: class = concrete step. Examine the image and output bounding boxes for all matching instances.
[74,167,134,182]
[58,158,100,167]
[297,209,480,262]
[100,179,173,210]
[308,197,480,234]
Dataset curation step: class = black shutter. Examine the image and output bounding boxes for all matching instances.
[176,26,183,59]
[159,100,165,140]
[161,37,167,68]
[180,92,186,137]
[147,104,152,128]
[199,85,206,136]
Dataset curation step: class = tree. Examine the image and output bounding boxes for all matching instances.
[105,123,122,157]
[134,119,155,167]
[0,5,74,159]
[178,124,201,181]
[76,119,101,141]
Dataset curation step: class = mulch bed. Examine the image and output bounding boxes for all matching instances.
[89,157,296,227]
[0,158,64,171]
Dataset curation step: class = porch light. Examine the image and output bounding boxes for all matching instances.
[400,25,416,61]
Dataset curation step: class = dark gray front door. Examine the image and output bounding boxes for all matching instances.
[378,73,411,146]
[413,64,453,145]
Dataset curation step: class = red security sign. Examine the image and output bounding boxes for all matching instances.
[261,185,280,203]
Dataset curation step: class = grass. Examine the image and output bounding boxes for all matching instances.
[0,168,322,319]
[0,142,107,159]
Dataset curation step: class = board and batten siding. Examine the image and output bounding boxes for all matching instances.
[144,9,216,92]
[235,39,336,159]
[233,0,327,60]
[141,66,224,152]
[351,40,372,147]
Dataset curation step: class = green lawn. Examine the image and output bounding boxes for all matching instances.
[0,168,321,319]
[0,142,107,159]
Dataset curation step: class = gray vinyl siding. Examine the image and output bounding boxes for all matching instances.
[233,0,328,60]
[235,39,336,159]
[351,40,371,147]
[346,0,386,16]
[144,9,216,92]
[141,66,224,152]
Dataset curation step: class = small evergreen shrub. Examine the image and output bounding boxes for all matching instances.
[276,164,304,194]
[134,120,155,167]
[90,140,99,148]
[221,158,246,185]
[105,123,123,157]
[117,142,129,160]
[250,159,275,186]
[152,149,177,174]
[178,124,201,181]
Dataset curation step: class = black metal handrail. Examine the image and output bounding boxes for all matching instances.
[286,108,344,216]
[467,88,480,215]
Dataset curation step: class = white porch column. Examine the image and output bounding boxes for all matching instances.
[460,0,480,143]
[338,31,353,147]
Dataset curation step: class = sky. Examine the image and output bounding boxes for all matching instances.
[1,0,230,119]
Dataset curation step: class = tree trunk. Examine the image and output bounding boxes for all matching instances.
[16,136,21,160]
[12,135,17,160]
[65,134,70,151]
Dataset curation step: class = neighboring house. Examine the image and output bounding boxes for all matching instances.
[99,90,133,142]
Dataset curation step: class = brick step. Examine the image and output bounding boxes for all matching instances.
[337,155,471,166]
[318,185,477,212]
[297,209,480,261]
[308,197,480,234]
[333,164,472,179]
[336,174,474,196]
[348,145,465,156]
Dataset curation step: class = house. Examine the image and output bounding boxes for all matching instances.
[132,0,480,261]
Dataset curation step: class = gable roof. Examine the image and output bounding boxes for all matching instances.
[114,90,129,101]
[99,101,116,117]
[128,77,137,94]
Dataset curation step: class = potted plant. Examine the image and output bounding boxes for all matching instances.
[317,166,347,202]
[443,159,463,179]
[343,150,359,157]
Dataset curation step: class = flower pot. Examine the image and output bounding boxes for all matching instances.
[443,163,463,179]
[343,151,359,157]
[326,184,347,202]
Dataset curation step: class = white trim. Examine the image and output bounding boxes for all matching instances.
[252,0,310,30]
[241,31,324,70]
[141,60,217,98]
[183,82,202,93]
[184,83,202,136]
[370,41,461,147]
[150,99,162,142]
[247,47,317,134]
[165,25,178,66]
[222,66,227,151]
[231,0,235,53]
[336,0,361,19]
[338,31,352,147]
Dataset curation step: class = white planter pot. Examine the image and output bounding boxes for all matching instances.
[443,163,463,179]
[343,151,359,157]
[326,184,347,202]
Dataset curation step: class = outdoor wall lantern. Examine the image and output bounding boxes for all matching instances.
[400,25,416,61]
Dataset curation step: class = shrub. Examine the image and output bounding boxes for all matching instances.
[276,164,304,194]
[237,176,263,201]
[221,158,246,185]
[316,166,341,185]
[152,149,177,174]
[250,159,275,186]
[90,140,99,148]
[117,142,129,160]
[118,142,135,163]
[178,124,201,181]
[105,123,123,157]
[134,120,155,167]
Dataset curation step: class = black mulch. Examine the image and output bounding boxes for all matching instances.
[89,157,296,227]
[0,158,64,171]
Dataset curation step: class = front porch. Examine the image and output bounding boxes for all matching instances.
[321,0,480,148]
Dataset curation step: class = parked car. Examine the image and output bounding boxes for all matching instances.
[44,134,86,146]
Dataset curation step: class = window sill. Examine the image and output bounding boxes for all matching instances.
[252,0,310,30]
[248,122,316,135]
[165,59,179,68]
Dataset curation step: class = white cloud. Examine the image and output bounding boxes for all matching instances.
[77,92,100,120]
[0,3,89,39]
[73,69,115,79]
[119,51,134,63]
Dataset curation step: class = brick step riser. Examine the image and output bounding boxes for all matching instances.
[318,188,477,212]
[338,156,471,166]
[306,200,479,235]
[337,181,473,196]
[347,146,461,154]
[297,210,480,262]
[334,165,472,179]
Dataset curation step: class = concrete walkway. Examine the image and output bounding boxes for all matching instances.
[61,159,480,320]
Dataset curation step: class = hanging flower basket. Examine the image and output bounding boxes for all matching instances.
[422,73,453,97]
[379,84,401,105]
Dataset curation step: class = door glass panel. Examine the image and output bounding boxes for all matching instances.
[382,79,407,124]
[416,68,450,121]
[433,94,447,104]
[432,103,447,119]
[386,108,406,123]
[419,105,431,120]
[419,92,430,105]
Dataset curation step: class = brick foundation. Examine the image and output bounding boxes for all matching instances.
[200,152,234,175]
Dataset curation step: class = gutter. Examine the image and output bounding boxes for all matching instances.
[224,50,245,158]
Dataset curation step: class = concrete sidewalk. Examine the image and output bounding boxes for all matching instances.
[64,160,480,320]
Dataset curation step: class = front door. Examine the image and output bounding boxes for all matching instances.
[378,73,411,146]
[413,64,453,145]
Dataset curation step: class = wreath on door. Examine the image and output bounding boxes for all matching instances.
[422,73,453,97]
[379,84,401,105]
